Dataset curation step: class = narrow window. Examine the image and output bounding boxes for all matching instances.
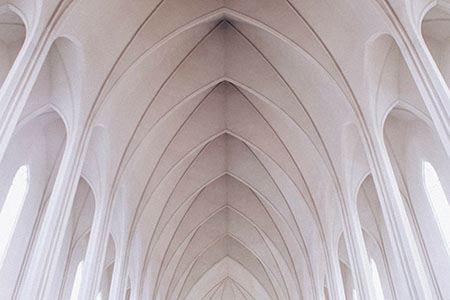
[96,291,102,300]
[423,162,450,252]
[0,165,29,265]
[371,258,384,300]
[70,261,84,300]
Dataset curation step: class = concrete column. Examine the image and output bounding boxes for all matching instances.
[78,199,112,300]
[16,134,87,300]
[405,32,450,157]
[0,34,49,163]
[365,129,435,299]
[340,198,377,300]
[0,0,69,163]
[108,241,128,300]
[328,244,346,300]
[383,4,450,159]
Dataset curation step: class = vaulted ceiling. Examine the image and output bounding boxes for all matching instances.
[19,0,430,299]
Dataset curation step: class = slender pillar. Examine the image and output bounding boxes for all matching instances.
[381,3,450,159]
[0,0,69,163]
[328,245,346,300]
[0,28,54,163]
[78,199,112,300]
[109,241,128,300]
[0,42,40,162]
[16,134,87,300]
[365,129,435,299]
[340,198,377,300]
[405,32,450,157]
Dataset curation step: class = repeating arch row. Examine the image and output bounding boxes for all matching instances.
[1,0,450,299]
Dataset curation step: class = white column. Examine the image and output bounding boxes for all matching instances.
[387,10,450,159]
[0,30,55,163]
[407,34,450,157]
[16,135,87,300]
[366,130,435,299]
[78,199,112,300]
[10,134,77,297]
[340,198,377,300]
[109,241,128,300]
[0,0,69,163]
[328,245,346,300]
[0,44,39,160]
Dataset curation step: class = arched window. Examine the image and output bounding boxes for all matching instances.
[370,258,384,300]
[0,165,29,265]
[96,291,102,300]
[70,261,84,300]
[423,162,450,252]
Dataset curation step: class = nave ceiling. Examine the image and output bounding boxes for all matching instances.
[1,0,450,299]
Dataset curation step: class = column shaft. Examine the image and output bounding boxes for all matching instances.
[109,243,128,300]
[78,200,112,300]
[340,198,377,300]
[366,130,435,299]
[381,0,450,158]
[328,245,346,300]
[405,33,450,157]
[16,135,86,300]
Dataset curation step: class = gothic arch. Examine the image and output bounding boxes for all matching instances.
[2,1,450,299]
